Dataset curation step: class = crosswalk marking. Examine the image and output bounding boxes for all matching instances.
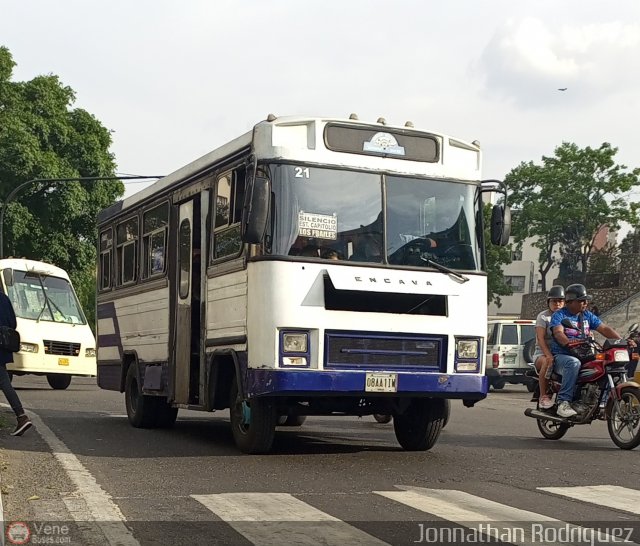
[539,485,640,515]
[375,487,558,522]
[375,487,638,546]
[191,492,388,545]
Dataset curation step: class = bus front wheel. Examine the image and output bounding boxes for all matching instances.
[125,365,156,428]
[393,398,445,451]
[47,374,71,390]
[229,380,277,454]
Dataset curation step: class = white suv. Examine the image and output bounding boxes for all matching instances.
[486,319,536,391]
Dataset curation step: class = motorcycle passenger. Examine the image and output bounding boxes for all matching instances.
[550,283,625,418]
[533,286,565,409]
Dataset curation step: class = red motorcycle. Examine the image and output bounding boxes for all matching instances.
[525,332,640,450]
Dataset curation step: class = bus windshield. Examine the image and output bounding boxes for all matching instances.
[267,164,482,271]
[7,270,87,324]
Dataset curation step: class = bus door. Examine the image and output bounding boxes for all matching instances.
[173,192,206,405]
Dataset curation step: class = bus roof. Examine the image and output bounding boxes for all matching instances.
[0,258,71,280]
[98,115,482,224]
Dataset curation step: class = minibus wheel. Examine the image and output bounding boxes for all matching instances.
[229,380,277,453]
[125,365,157,428]
[393,398,445,451]
[154,400,178,428]
[47,373,71,390]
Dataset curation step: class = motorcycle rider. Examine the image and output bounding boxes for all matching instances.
[550,283,627,418]
[532,286,565,409]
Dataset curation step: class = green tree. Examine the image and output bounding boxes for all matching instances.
[483,203,512,306]
[0,46,124,330]
[505,142,640,290]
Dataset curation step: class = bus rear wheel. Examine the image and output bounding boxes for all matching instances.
[47,373,72,390]
[125,365,157,428]
[393,398,445,451]
[229,380,277,454]
[154,400,178,428]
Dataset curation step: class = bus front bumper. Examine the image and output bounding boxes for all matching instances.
[246,369,487,400]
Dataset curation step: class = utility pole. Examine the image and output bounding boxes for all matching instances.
[0,175,162,259]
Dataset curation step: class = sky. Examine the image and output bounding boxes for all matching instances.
[1,0,639,201]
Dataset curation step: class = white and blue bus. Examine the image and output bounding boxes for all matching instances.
[96,115,510,453]
[1,258,97,389]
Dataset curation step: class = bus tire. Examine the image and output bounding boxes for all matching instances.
[154,400,178,428]
[229,380,277,454]
[393,398,445,451]
[125,365,156,428]
[47,373,72,390]
[278,415,307,427]
[442,399,451,429]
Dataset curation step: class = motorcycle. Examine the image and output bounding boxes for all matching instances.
[524,322,640,450]
[625,322,640,381]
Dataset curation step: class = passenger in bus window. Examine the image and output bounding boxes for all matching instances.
[321,248,340,260]
[299,245,319,257]
[350,234,382,262]
[0,292,32,436]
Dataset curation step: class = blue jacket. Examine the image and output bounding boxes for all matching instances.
[0,292,17,366]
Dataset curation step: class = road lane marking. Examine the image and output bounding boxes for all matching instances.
[23,408,140,546]
[192,492,388,545]
[375,487,638,546]
[539,485,640,515]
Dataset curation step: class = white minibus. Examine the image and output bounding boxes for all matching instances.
[1,258,96,389]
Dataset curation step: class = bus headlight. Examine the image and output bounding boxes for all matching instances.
[282,333,308,353]
[455,338,481,372]
[85,348,97,358]
[282,356,308,366]
[456,339,479,359]
[20,342,39,353]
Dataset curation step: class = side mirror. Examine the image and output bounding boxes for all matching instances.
[241,175,270,244]
[2,268,13,287]
[490,204,511,246]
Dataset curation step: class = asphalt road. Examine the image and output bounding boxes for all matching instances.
[3,376,640,545]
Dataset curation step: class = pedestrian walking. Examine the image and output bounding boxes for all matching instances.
[0,291,32,436]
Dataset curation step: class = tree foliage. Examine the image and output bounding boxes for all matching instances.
[0,47,124,330]
[483,203,512,306]
[505,142,640,290]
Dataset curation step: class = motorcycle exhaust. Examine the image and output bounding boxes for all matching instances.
[524,408,567,423]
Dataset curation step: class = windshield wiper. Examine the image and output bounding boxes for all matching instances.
[420,256,469,284]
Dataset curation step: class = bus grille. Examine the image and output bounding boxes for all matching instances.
[43,340,81,356]
[325,331,443,370]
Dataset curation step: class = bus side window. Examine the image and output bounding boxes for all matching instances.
[211,166,246,262]
[116,216,139,286]
[142,202,169,279]
[99,228,113,291]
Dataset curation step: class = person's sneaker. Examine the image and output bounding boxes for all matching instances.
[11,414,32,436]
[556,401,577,418]
[539,394,554,409]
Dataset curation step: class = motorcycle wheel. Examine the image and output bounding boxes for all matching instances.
[607,386,640,450]
[536,418,570,440]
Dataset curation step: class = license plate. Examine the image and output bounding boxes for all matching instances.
[503,355,516,364]
[58,358,69,366]
[365,373,398,393]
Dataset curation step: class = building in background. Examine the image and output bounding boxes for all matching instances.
[489,224,615,317]
[488,236,560,317]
